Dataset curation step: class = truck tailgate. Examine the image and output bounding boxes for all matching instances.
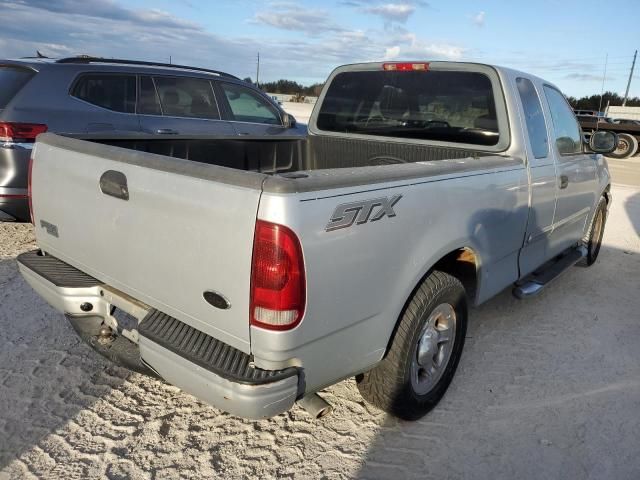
[31,134,266,352]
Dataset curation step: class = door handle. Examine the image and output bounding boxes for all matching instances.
[156,128,178,135]
[559,175,569,189]
[100,170,129,201]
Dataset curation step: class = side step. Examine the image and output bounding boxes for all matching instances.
[513,246,586,299]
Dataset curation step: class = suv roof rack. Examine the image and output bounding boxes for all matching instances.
[55,57,239,79]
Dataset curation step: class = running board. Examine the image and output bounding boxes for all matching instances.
[513,246,586,299]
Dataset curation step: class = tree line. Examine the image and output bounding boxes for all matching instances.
[243,78,324,96]
[567,91,640,111]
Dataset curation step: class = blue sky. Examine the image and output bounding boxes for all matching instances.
[1,0,638,97]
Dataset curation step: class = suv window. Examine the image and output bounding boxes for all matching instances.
[153,77,220,119]
[71,74,136,113]
[0,66,35,109]
[516,78,548,159]
[317,70,500,146]
[138,76,162,115]
[220,83,281,125]
[544,85,582,155]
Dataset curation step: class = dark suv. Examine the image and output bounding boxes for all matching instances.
[0,57,302,222]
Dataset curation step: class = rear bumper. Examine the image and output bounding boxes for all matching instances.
[0,188,29,222]
[1,142,31,222]
[17,250,300,419]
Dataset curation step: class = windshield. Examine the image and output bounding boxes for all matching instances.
[0,66,35,109]
[317,70,500,146]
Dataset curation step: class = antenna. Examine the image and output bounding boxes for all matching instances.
[596,53,608,131]
[622,49,637,107]
[256,52,260,88]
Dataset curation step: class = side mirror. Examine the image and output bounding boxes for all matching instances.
[588,130,617,154]
[282,113,297,129]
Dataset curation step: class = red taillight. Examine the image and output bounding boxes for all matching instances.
[28,157,34,224]
[382,62,430,72]
[0,122,47,143]
[250,220,306,331]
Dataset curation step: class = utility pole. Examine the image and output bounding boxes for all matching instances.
[256,52,260,88]
[622,49,637,107]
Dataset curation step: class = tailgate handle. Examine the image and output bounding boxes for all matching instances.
[100,170,129,201]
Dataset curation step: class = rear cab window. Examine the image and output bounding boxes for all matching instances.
[71,74,136,113]
[0,65,35,109]
[516,77,549,159]
[314,63,509,150]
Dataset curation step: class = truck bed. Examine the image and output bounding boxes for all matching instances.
[76,131,494,175]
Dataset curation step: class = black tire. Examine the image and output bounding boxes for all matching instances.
[609,133,638,159]
[356,271,467,421]
[580,197,607,266]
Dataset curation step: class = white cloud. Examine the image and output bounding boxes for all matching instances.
[472,11,485,27]
[384,46,401,60]
[384,32,465,60]
[365,3,415,23]
[565,73,613,82]
[253,4,344,34]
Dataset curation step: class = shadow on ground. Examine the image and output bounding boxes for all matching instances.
[625,191,640,236]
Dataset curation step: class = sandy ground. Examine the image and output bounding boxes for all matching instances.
[1,184,639,479]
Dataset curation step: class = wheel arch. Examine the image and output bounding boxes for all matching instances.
[602,185,611,206]
[381,246,480,359]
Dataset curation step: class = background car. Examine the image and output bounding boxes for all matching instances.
[612,118,640,126]
[0,56,303,222]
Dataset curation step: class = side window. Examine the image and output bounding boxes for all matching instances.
[220,83,281,125]
[138,76,161,115]
[71,74,136,113]
[516,78,548,159]
[543,85,582,155]
[153,77,220,119]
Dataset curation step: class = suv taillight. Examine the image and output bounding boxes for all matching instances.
[28,156,34,224]
[250,220,306,331]
[0,122,47,143]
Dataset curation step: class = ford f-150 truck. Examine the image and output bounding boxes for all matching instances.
[18,62,617,421]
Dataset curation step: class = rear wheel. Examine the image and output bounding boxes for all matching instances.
[609,133,638,159]
[356,271,467,420]
[580,197,607,266]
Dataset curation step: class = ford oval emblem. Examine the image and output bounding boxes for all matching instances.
[203,291,231,310]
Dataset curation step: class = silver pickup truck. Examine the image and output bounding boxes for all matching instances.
[18,61,617,421]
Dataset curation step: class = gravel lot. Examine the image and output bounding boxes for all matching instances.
[1,184,639,480]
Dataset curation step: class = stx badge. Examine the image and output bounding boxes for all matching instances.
[326,194,402,232]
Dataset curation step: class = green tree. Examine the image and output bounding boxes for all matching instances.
[258,79,324,96]
[567,91,640,111]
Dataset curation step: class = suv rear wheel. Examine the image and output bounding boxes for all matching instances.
[356,271,467,420]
